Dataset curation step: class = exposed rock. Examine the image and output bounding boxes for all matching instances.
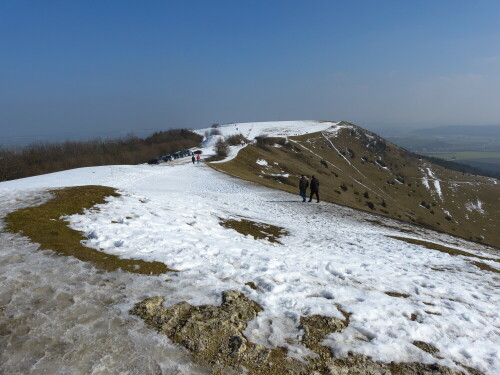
[131,290,473,375]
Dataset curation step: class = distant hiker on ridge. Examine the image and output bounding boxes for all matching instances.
[309,175,320,203]
[299,175,309,202]
[192,155,196,164]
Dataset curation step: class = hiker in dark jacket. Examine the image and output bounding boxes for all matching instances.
[309,175,320,203]
[299,175,309,202]
[191,155,196,164]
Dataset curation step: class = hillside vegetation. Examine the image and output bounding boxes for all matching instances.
[211,122,500,248]
[0,129,202,182]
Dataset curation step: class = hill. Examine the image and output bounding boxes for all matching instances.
[1,121,499,374]
[205,121,500,248]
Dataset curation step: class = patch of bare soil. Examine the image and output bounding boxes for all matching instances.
[131,290,472,375]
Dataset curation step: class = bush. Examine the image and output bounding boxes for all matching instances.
[226,133,247,146]
[255,134,271,147]
[210,128,222,136]
[214,139,229,158]
[255,135,293,151]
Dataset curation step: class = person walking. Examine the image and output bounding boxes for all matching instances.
[309,175,320,203]
[191,155,196,164]
[299,175,309,202]
[196,154,201,164]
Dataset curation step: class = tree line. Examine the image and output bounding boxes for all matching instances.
[0,129,202,182]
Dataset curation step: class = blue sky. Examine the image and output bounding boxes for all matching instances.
[1,1,499,145]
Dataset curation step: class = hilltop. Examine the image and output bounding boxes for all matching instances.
[202,121,500,249]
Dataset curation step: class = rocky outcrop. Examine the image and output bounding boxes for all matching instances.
[131,290,472,375]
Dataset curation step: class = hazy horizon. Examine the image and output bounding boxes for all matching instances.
[1,1,499,146]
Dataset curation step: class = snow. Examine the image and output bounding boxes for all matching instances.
[196,121,342,164]
[426,167,443,200]
[1,121,499,374]
[196,121,341,141]
[465,199,486,214]
[256,159,268,166]
[421,176,430,190]
[375,160,389,170]
[419,166,443,200]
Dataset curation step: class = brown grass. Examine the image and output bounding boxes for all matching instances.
[208,124,500,249]
[385,292,410,298]
[219,217,288,244]
[388,236,499,274]
[387,236,499,263]
[5,185,171,275]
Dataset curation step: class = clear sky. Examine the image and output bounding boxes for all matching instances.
[1,1,499,145]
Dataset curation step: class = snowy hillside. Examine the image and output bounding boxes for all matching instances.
[210,121,500,249]
[195,120,347,163]
[0,121,499,374]
[195,120,342,141]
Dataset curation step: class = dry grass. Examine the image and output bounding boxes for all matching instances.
[388,235,499,274]
[219,217,288,244]
[5,185,171,275]
[209,124,500,248]
[471,261,500,274]
[385,291,410,298]
[387,236,499,263]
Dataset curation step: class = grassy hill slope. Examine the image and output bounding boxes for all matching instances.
[211,122,500,248]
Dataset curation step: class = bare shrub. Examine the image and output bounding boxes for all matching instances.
[214,138,229,158]
[210,128,222,136]
[226,133,247,146]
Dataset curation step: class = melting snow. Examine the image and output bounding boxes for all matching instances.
[1,121,499,374]
[465,199,486,214]
[1,158,498,374]
[196,120,341,141]
[426,168,443,200]
[420,166,443,200]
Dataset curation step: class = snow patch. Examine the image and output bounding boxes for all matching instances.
[196,121,341,142]
[465,200,486,214]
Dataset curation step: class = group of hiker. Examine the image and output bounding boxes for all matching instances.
[191,154,201,164]
[299,175,320,203]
